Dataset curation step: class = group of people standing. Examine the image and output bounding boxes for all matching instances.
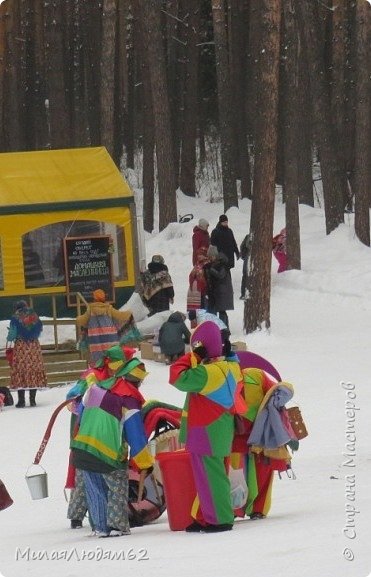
[188,216,287,325]
[188,214,242,329]
[65,315,297,537]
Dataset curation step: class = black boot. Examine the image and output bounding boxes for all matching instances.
[29,389,37,407]
[16,390,25,408]
[70,519,83,529]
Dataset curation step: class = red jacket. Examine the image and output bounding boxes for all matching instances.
[192,226,210,265]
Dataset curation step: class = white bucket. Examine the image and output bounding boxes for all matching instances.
[25,465,48,500]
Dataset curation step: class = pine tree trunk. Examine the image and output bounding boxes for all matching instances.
[228,0,251,199]
[44,0,70,149]
[120,1,135,169]
[3,0,23,150]
[282,0,300,270]
[211,0,238,211]
[29,0,49,149]
[244,0,281,334]
[100,0,117,160]
[297,53,314,206]
[0,1,7,150]
[296,0,344,235]
[330,0,350,210]
[139,0,177,231]
[136,0,155,232]
[71,0,90,147]
[353,0,370,246]
[165,0,183,186]
[81,0,102,146]
[245,0,261,142]
[179,0,200,197]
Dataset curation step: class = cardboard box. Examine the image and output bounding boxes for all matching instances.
[140,340,155,361]
[231,341,247,352]
[140,340,167,363]
[153,345,167,363]
[153,351,167,363]
[140,341,191,364]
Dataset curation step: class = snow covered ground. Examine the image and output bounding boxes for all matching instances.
[0,191,370,577]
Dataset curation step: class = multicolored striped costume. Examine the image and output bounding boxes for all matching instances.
[76,301,132,365]
[169,351,243,527]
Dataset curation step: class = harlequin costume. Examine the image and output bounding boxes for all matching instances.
[169,321,245,532]
[231,368,296,519]
[69,345,154,536]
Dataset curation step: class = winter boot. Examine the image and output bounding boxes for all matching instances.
[185,521,204,533]
[70,519,83,529]
[16,390,25,408]
[202,523,233,533]
[29,389,37,407]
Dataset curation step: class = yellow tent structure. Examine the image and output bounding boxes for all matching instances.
[0,147,140,319]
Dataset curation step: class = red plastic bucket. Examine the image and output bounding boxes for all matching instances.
[156,449,197,531]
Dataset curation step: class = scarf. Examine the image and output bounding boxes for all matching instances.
[12,307,43,341]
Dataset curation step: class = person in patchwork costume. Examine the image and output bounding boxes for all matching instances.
[69,345,154,537]
[231,368,297,520]
[169,321,245,533]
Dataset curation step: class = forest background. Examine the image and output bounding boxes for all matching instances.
[0,0,370,333]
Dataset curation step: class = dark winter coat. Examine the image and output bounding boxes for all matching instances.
[159,312,191,356]
[141,261,175,316]
[210,223,239,269]
[204,252,234,312]
[192,226,210,265]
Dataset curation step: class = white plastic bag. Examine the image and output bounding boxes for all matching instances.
[121,291,149,322]
[229,467,248,509]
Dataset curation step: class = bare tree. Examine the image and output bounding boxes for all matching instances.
[244,0,281,333]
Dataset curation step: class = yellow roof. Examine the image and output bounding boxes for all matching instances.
[0,147,132,211]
